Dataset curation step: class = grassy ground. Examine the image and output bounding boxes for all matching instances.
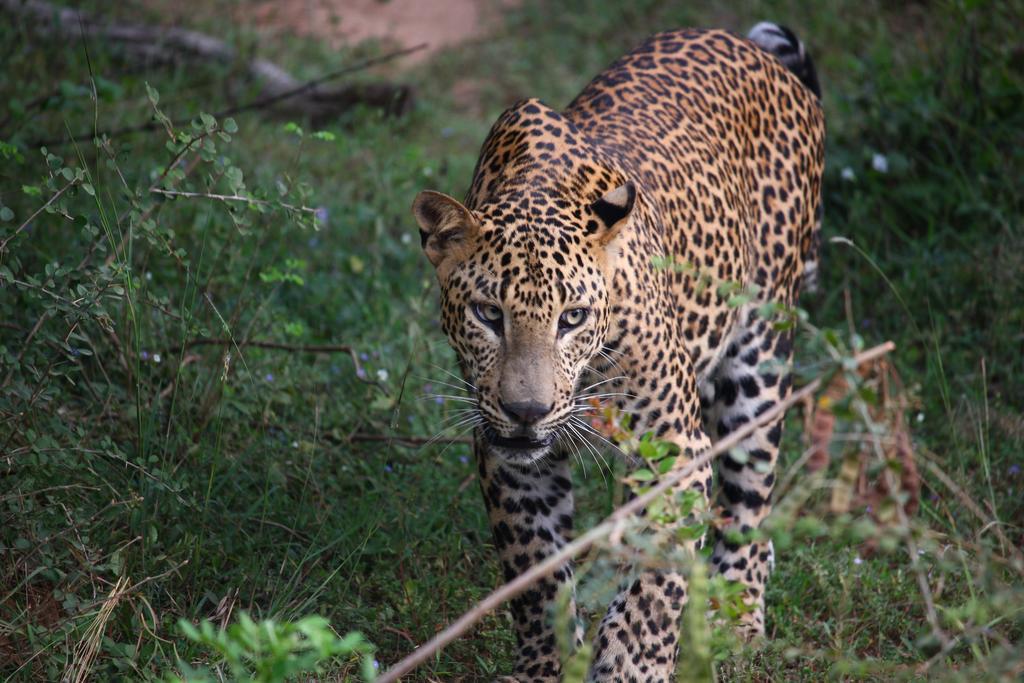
[1,0,1022,680]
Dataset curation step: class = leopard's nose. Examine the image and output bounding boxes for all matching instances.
[500,399,553,425]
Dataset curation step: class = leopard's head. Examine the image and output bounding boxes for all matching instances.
[411,181,635,463]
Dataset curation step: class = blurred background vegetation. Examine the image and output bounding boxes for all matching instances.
[1,0,1022,680]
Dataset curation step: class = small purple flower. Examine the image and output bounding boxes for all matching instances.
[459,455,469,465]
[264,373,274,383]
[853,556,863,565]
[356,367,367,379]
[384,464,393,473]
[1009,464,1021,477]
[314,206,329,227]
[423,383,434,393]
[140,350,150,361]
[865,505,872,514]
[435,396,445,405]
[70,347,81,357]
[359,352,370,362]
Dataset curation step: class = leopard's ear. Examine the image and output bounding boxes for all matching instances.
[411,191,479,268]
[589,182,636,245]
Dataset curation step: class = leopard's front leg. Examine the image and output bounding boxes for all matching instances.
[586,434,713,682]
[586,348,714,682]
[477,436,580,683]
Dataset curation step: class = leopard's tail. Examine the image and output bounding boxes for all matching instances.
[747,22,821,99]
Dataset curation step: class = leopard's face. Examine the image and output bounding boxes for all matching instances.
[413,183,636,463]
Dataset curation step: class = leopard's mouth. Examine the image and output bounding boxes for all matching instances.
[483,427,555,451]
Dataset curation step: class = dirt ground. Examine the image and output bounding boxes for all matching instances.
[245,0,518,63]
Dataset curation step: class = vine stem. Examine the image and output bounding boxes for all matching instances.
[377,340,896,683]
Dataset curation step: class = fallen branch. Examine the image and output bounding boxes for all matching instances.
[180,337,382,390]
[3,0,422,145]
[184,338,354,354]
[377,341,896,682]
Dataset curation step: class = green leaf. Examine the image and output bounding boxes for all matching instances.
[632,468,655,482]
[225,166,244,192]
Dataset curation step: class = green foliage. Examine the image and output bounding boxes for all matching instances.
[172,614,375,682]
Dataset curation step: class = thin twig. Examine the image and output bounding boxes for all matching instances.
[0,179,76,252]
[918,447,1024,574]
[347,433,473,447]
[150,188,316,214]
[377,341,896,682]
[858,402,951,650]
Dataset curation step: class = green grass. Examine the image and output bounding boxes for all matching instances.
[1,0,1022,680]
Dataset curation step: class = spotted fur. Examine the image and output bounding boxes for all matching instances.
[413,24,824,682]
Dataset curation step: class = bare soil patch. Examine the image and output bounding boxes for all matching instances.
[245,0,517,64]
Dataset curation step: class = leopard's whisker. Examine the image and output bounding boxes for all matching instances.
[426,364,478,392]
[577,375,627,394]
[420,393,480,404]
[565,419,611,483]
[571,416,629,464]
[565,420,610,484]
[415,376,478,396]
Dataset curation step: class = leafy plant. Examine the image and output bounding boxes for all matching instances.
[172,614,376,682]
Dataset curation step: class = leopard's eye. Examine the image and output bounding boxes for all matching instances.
[473,303,504,329]
[558,307,589,331]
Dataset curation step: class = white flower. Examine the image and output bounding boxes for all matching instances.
[376,368,389,382]
[840,166,856,182]
[871,153,889,173]
[152,353,162,364]
[401,233,412,245]
[853,556,863,565]
[916,412,924,423]
[145,271,153,281]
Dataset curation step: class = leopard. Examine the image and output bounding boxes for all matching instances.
[412,21,824,682]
